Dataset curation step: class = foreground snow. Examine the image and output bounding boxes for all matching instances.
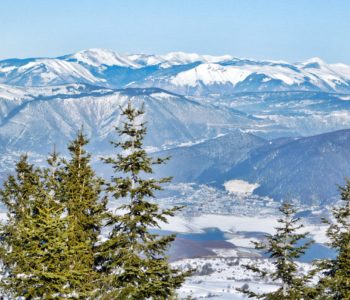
[173,256,311,299]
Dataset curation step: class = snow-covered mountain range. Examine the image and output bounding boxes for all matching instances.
[0,85,266,155]
[1,49,350,205]
[2,48,350,94]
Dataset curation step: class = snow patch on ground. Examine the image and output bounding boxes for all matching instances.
[224,179,260,195]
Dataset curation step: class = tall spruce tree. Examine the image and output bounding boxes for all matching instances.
[97,102,190,299]
[316,180,350,299]
[0,153,73,298]
[0,133,107,299]
[238,202,314,300]
[0,155,42,297]
[61,130,108,298]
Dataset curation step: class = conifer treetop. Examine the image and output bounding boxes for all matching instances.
[98,101,190,299]
[316,179,350,299]
[238,202,314,299]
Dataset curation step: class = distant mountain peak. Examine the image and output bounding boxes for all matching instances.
[300,57,326,69]
[126,51,234,67]
[65,48,140,68]
[161,51,234,64]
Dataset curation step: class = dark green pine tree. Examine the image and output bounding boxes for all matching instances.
[0,155,43,297]
[60,130,108,297]
[97,102,190,299]
[0,153,73,298]
[238,202,314,300]
[316,180,350,299]
[0,136,108,299]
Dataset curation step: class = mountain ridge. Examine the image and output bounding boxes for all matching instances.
[1,49,350,95]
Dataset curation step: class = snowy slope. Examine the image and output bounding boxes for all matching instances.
[132,59,350,95]
[154,131,267,183]
[298,57,350,90]
[218,91,350,138]
[127,51,234,68]
[0,83,112,123]
[0,83,28,100]
[0,58,105,86]
[0,87,265,156]
[63,48,140,68]
[223,129,350,205]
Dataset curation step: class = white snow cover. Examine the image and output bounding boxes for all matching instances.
[0,66,16,73]
[15,58,104,85]
[224,179,260,195]
[174,257,310,299]
[0,84,27,100]
[127,52,350,92]
[169,62,312,87]
[2,49,350,92]
[0,83,100,101]
[68,48,140,68]
[158,214,279,235]
[170,63,252,86]
[159,214,328,244]
[298,57,350,89]
[127,51,234,67]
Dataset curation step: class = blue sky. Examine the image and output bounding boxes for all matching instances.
[1,0,350,63]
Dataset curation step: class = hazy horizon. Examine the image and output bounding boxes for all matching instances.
[1,0,350,64]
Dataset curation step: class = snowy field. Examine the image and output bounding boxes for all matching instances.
[173,257,311,299]
[159,213,328,245]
